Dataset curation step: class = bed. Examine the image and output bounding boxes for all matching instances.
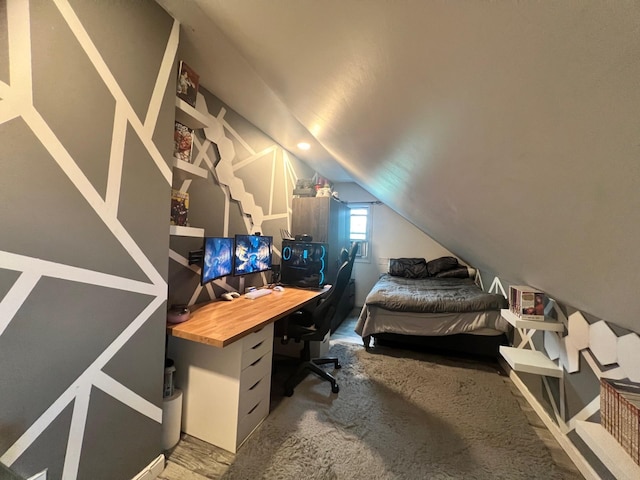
[355,257,510,356]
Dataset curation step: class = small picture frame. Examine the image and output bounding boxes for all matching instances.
[176,61,199,107]
[173,121,194,164]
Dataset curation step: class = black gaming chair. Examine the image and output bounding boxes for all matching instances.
[281,242,359,396]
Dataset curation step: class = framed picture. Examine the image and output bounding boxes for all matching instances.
[173,121,194,163]
[170,189,189,226]
[176,60,199,107]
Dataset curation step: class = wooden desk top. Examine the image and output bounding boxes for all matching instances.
[166,287,326,348]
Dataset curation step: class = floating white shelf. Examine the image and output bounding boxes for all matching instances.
[172,158,207,178]
[501,309,565,332]
[575,421,640,480]
[169,225,204,237]
[175,97,210,130]
[499,346,563,377]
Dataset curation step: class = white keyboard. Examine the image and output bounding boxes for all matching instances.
[244,289,273,300]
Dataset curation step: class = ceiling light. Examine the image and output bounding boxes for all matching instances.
[297,142,310,151]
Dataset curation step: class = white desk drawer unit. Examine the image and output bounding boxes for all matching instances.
[167,323,274,453]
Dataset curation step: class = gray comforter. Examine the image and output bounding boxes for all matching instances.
[364,274,507,313]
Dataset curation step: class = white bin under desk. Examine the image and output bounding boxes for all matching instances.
[167,323,273,453]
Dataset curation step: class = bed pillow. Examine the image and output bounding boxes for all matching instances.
[426,256,459,276]
[435,266,470,278]
[388,258,429,278]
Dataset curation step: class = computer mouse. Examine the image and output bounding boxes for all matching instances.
[220,292,235,301]
[229,291,241,298]
[273,285,284,292]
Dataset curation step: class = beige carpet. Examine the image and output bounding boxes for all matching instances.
[216,341,582,480]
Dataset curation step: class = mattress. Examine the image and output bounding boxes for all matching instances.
[355,304,509,340]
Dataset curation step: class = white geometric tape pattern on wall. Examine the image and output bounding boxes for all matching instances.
[0,2,177,478]
[170,92,301,305]
[490,276,640,431]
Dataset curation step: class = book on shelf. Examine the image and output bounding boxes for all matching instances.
[176,60,199,107]
[170,189,189,227]
[600,378,640,465]
[509,285,546,321]
[174,121,194,164]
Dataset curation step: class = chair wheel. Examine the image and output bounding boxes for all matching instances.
[335,363,342,369]
[331,384,339,394]
[284,388,294,397]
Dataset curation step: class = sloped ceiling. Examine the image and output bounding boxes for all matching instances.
[157,0,640,333]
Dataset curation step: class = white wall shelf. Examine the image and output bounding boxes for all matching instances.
[575,420,640,480]
[175,97,210,130]
[169,225,204,237]
[501,309,565,332]
[172,158,207,178]
[499,345,563,377]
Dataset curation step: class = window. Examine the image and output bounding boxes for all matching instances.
[349,204,371,259]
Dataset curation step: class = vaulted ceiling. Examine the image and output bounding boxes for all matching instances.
[157,0,640,333]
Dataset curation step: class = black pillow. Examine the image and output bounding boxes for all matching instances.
[388,258,429,278]
[426,256,459,276]
[435,266,469,278]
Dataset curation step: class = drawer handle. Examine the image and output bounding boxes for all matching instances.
[251,341,264,350]
[250,356,263,367]
[247,400,261,415]
[249,379,261,391]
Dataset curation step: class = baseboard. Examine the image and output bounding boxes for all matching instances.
[498,359,600,480]
[131,454,165,480]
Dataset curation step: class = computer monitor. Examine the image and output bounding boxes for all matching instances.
[233,234,273,276]
[201,237,234,286]
[280,240,329,288]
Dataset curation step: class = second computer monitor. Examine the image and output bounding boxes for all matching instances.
[233,234,273,276]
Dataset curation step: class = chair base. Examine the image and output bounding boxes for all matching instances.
[284,356,341,397]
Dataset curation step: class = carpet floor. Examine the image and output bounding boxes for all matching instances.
[163,341,583,479]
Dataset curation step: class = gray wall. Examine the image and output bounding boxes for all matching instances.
[0,1,175,478]
[334,182,460,307]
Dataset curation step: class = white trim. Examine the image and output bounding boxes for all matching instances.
[27,470,47,480]
[576,421,640,480]
[131,454,165,480]
[499,360,601,480]
[349,203,371,260]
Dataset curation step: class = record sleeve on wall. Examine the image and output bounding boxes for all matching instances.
[176,61,199,107]
[170,189,189,226]
[173,121,194,163]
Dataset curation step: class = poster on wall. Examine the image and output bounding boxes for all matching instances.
[176,61,199,107]
[173,121,194,163]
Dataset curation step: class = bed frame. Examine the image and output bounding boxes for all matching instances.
[357,260,510,358]
[370,331,509,358]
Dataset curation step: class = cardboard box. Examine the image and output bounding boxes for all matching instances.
[509,285,546,320]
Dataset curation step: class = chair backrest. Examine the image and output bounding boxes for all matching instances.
[344,241,359,279]
[348,241,359,262]
[309,257,354,336]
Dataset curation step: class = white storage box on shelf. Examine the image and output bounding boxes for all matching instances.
[509,285,546,321]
